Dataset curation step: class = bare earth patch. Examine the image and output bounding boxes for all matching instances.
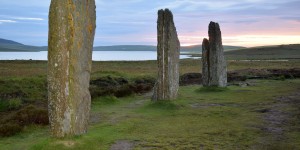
[89,112,103,124]
[189,103,240,109]
[254,89,300,148]
[110,140,136,150]
[124,92,152,109]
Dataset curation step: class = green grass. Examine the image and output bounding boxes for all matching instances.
[189,44,300,60]
[1,59,299,78]
[0,76,47,106]
[0,58,299,149]
[196,86,229,92]
[92,96,119,106]
[0,79,299,149]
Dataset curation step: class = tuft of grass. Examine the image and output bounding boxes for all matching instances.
[114,85,134,97]
[8,98,22,110]
[90,75,154,98]
[0,98,22,112]
[0,105,49,137]
[0,99,9,112]
[272,75,286,81]
[92,96,119,105]
[0,77,47,104]
[12,105,49,126]
[0,122,23,137]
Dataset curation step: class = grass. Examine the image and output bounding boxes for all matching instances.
[0,79,299,149]
[225,44,300,60]
[196,86,229,92]
[0,59,299,149]
[189,44,300,60]
[0,59,299,78]
[0,76,47,108]
[92,96,119,106]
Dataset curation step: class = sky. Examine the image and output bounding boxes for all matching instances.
[0,0,299,47]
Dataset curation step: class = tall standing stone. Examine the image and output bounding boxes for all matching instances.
[152,9,180,101]
[202,21,227,87]
[48,0,96,137]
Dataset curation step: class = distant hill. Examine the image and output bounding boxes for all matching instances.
[0,38,23,45]
[0,38,243,52]
[93,45,244,53]
[225,44,300,60]
[0,38,47,52]
[180,45,245,53]
[93,45,156,51]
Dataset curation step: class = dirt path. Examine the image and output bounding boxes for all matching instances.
[124,92,152,109]
[109,93,152,150]
[255,89,300,148]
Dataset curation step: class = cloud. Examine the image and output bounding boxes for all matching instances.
[0,15,44,21]
[0,0,50,7]
[13,17,44,21]
[0,19,17,24]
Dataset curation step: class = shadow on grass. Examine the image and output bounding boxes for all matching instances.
[196,86,229,93]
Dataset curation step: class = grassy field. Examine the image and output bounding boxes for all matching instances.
[187,44,300,60]
[225,44,300,60]
[0,59,299,78]
[0,79,299,149]
[0,59,299,149]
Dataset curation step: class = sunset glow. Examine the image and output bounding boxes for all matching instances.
[223,35,300,47]
[178,35,300,47]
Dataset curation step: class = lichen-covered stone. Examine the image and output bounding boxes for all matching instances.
[152,9,180,101]
[48,0,96,137]
[202,21,227,87]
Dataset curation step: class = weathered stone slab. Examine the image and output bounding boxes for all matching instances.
[202,21,227,87]
[48,0,96,137]
[152,9,180,101]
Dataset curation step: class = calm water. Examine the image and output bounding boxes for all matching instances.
[0,51,195,61]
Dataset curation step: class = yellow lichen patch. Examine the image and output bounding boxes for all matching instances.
[67,0,75,11]
[67,13,75,39]
[77,41,82,49]
[88,23,94,34]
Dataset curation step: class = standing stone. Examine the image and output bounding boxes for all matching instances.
[48,0,96,137]
[152,9,180,101]
[202,22,227,87]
